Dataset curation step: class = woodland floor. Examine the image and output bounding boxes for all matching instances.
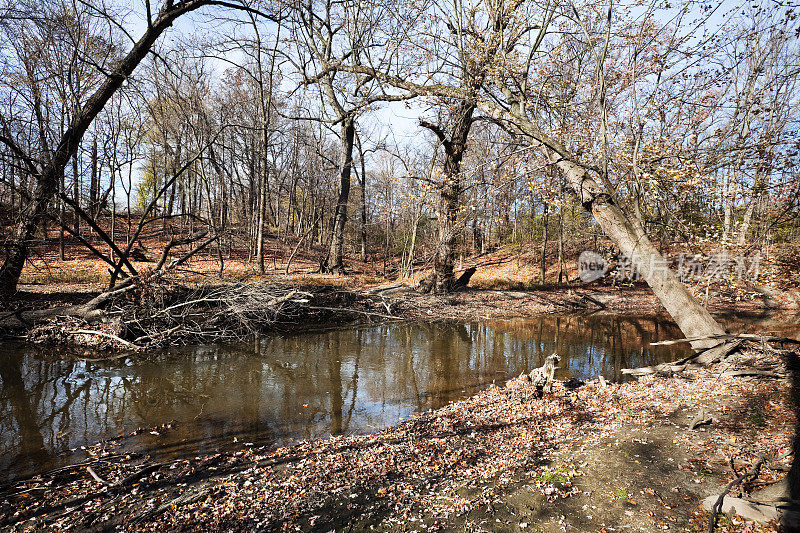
[0,346,795,532]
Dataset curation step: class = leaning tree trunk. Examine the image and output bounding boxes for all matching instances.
[551,154,725,350]
[324,116,355,274]
[0,168,60,296]
[0,0,216,299]
[466,97,729,350]
[334,60,727,350]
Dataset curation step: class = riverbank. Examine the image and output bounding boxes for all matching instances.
[3,278,799,351]
[1,343,794,531]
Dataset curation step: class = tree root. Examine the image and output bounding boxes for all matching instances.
[708,457,764,532]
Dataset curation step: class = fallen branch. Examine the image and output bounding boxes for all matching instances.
[153,230,209,273]
[86,465,110,485]
[623,340,744,376]
[72,330,142,350]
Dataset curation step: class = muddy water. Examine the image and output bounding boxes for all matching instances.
[0,315,690,482]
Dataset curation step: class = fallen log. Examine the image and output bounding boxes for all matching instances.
[622,339,744,376]
[650,334,800,347]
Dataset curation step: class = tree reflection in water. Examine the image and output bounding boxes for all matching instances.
[0,315,691,482]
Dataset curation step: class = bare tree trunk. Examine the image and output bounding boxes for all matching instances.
[255,128,269,274]
[58,175,65,261]
[356,134,368,262]
[359,176,367,262]
[422,101,476,294]
[432,179,460,293]
[557,183,564,284]
[89,137,98,219]
[557,217,564,284]
[738,196,757,245]
[0,168,60,295]
[540,202,549,284]
[324,116,355,274]
[738,168,769,245]
[721,170,737,244]
[253,17,279,275]
[72,153,80,235]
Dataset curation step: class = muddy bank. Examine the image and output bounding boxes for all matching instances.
[1,344,794,532]
[383,281,800,320]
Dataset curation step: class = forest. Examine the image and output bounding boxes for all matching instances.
[0,0,799,530]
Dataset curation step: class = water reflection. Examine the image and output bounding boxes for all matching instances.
[0,315,689,482]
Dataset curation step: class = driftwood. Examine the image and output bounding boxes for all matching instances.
[626,333,800,378]
[622,339,745,376]
[650,333,800,347]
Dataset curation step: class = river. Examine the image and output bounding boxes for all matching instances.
[0,313,700,482]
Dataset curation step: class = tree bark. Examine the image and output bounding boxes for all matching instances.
[424,101,476,294]
[324,116,355,274]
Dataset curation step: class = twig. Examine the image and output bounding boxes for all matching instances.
[86,465,110,485]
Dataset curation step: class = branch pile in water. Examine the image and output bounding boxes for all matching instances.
[22,281,401,351]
